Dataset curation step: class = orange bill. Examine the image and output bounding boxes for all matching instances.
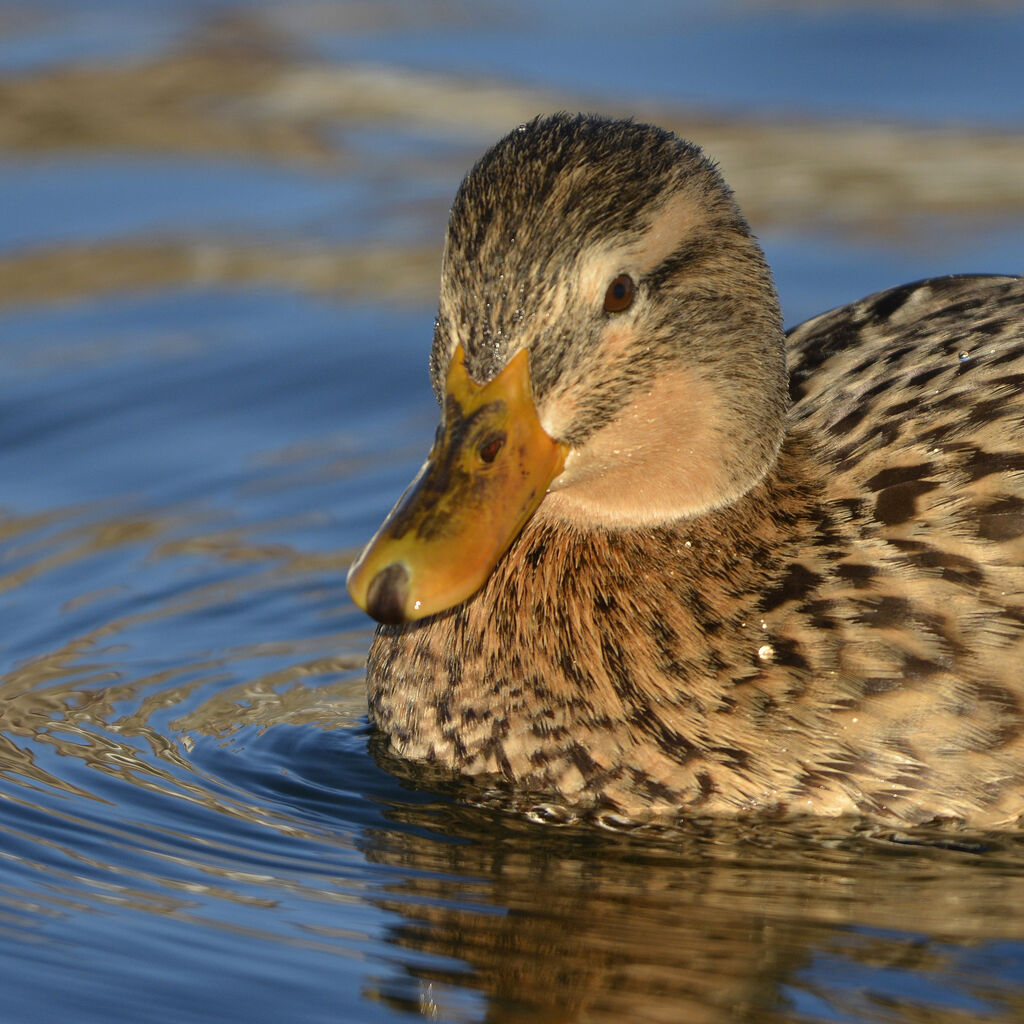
[346,344,568,624]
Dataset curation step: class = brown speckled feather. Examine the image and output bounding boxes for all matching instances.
[364,115,1024,828]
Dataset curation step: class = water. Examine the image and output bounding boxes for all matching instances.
[2,2,1024,1021]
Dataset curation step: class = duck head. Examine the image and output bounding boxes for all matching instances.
[347,114,788,624]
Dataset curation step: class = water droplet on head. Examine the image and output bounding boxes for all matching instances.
[958,351,971,362]
[757,643,775,662]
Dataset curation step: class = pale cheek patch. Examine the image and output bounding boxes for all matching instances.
[544,368,735,528]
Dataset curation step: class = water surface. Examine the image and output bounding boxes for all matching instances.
[2,2,1024,1021]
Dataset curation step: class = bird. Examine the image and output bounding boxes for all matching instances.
[347,113,1024,828]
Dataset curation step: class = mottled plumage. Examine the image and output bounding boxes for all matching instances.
[358,114,1024,827]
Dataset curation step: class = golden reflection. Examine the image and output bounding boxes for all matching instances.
[0,23,327,161]
[2,10,1023,314]
[359,798,1024,1023]
[3,16,1023,229]
[0,240,443,310]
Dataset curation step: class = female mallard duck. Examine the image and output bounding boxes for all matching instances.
[348,113,1024,827]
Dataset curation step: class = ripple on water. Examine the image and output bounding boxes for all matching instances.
[0,510,424,1020]
[0,283,458,1021]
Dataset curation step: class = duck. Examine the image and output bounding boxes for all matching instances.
[347,113,1024,828]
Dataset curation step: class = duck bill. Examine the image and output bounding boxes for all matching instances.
[347,344,567,625]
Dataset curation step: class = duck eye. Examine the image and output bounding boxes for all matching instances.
[603,274,635,313]
[478,434,505,463]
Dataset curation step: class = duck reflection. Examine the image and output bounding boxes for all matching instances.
[361,753,1024,1023]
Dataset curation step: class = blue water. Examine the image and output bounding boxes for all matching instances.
[3,2,1024,1022]
[310,1,1024,126]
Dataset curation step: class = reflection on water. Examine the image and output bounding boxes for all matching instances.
[3,1,1024,1021]
[361,800,1024,1023]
